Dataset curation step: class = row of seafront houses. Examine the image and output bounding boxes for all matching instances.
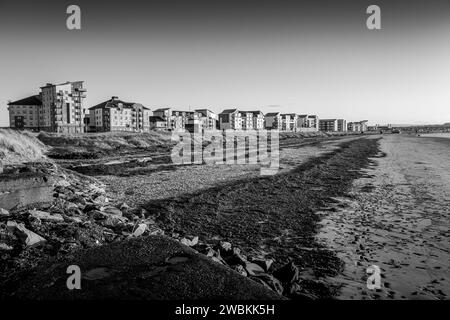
[6,81,369,134]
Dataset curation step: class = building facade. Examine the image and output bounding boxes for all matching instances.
[348,120,368,132]
[88,97,150,132]
[248,111,265,130]
[7,95,42,131]
[264,112,282,130]
[218,109,243,130]
[40,81,86,133]
[149,116,168,130]
[195,109,218,131]
[319,119,338,132]
[281,114,298,131]
[337,119,347,132]
[241,111,254,130]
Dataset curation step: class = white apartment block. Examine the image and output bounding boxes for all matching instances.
[281,113,298,131]
[245,111,265,130]
[88,97,150,132]
[40,81,86,133]
[337,119,347,132]
[297,115,319,131]
[348,120,368,132]
[241,112,254,130]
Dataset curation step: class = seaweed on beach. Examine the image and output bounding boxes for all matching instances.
[143,137,381,298]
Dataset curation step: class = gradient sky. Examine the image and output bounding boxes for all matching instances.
[1,0,449,126]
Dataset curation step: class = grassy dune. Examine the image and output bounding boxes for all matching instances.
[37,131,175,159]
[0,129,48,165]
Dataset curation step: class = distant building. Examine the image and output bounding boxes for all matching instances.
[218,109,243,130]
[8,81,87,133]
[297,115,319,131]
[348,120,368,132]
[152,108,214,132]
[319,119,338,132]
[249,111,265,130]
[195,109,218,131]
[7,95,42,131]
[149,116,168,130]
[241,111,254,130]
[337,119,347,132]
[88,96,150,132]
[40,81,86,133]
[264,112,282,130]
[281,113,298,131]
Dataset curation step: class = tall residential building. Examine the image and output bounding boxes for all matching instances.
[319,119,338,132]
[264,112,282,130]
[88,97,150,132]
[218,109,243,130]
[40,81,86,133]
[7,95,42,131]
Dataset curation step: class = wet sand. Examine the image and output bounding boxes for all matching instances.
[318,134,450,299]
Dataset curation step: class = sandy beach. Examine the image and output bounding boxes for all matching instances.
[318,134,450,299]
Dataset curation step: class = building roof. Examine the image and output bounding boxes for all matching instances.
[219,109,238,114]
[40,81,84,88]
[265,112,280,116]
[89,98,147,110]
[195,109,215,116]
[153,108,171,112]
[281,113,297,117]
[241,111,264,115]
[319,119,338,121]
[8,95,42,106]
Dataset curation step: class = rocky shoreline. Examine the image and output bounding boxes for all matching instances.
[0,136,381,299]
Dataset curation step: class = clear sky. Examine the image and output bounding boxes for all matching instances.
[1,0,449,126]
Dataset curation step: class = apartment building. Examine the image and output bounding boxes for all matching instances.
[88,97,150,132]
[337,119,347,132]
[297,114,319,131]
[247,111,265,130]
[241,111,254,130]
[319,119,339,132]
[7,95,42,131]
[264,112,282,130]
[348,120,368,132]
[149,116,168,130]
[218,109,243,130]
[195,109,218,131]
[152,108,195,131]
[40,81,86,133]
[281,113,298,131]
